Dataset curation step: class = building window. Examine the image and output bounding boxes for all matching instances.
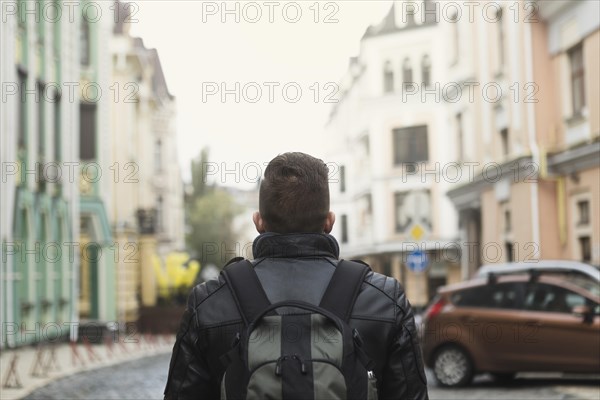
[405,5,416,26]
[394,192,409,233]
[79,103,97,160]
[54,95,61,162]
[393,125,428,165]
[421,55,431,87]
[456,113,463,160]
[154,140,162,172]
[382,257,392,277]
[579,236,591,263]
[80,18,90,66]
[36,0,44,45]
[577,200,590,226]
[37,81,45,158]
[450,12,459,64]
[497,7,505,68]
[383,61,394,93]
[52,2,61,56]
[17,70,27,152]
[504,210,511,233]
[395,190,431,233]
[423,0,437,24]
[500,128,509,158]
[505,242,514,262]
[402,58,413,89]
[157,196,163,233]
[340,214,348,243]
[340,165,346,193]
[568,43,585,116]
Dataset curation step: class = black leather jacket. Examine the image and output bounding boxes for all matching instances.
[164,233,429,400]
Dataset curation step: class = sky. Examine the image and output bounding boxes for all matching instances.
[129,1,393,187]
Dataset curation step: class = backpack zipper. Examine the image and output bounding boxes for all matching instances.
[291,354,307,374]
[274,354,308,376]
[275,355,288,376]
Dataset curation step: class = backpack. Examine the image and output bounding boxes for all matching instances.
[219,259,379,400]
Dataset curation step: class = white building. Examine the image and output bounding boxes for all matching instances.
[326,0,460,307]
[110,5,185,320]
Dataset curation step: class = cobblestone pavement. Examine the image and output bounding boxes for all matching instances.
[24,353,171,400]
[24,353,600,400]
[427,369,600,400]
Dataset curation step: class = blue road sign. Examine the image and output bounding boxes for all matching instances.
[406,250,429,273]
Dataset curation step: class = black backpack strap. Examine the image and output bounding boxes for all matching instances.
[319,259,370,322]
[221,259,272,325]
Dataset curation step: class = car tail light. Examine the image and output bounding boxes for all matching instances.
[424,297,446,321]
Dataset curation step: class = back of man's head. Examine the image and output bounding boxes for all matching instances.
[259,152,330,234]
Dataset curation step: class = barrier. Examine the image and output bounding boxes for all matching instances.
[70,341,86,367]
[30,346,46,378]
[2,353,22,389]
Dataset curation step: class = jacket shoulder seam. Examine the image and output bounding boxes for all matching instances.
[192,280,227,312]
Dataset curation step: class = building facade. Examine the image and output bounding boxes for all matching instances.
[446,0,600,275]
[1,0,80,346]
[76,0,118,325]
[327,0,599,308]
[535,0,600,266]
[326,0,460,308]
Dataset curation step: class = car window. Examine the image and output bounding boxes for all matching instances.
[525,283,597,314]
[452,282,523,309]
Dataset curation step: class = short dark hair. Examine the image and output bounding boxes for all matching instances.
[259,152,330,233]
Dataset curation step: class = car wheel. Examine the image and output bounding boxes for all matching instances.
[432,346,474,387]
[491,372,516,384]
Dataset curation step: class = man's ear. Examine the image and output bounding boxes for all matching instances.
[253,211,266,234]
[323,211,335,234]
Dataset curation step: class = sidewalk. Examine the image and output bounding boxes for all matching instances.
[0,334,175,400]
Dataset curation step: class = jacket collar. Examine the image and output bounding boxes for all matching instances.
[252,232,340,259]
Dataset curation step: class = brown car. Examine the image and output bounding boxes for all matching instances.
[421,272,600,387]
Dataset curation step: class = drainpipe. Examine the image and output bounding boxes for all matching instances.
[524,15,541,259]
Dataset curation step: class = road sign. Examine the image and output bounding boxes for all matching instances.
[406,250,429,273]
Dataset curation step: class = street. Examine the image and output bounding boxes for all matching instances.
[24,353,170,400]
[24,353,600,400]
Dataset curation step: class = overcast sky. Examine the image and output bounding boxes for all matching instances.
[130,1,393,187]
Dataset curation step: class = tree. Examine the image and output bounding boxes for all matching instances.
[185,148,242,268]
[191,147,210,199]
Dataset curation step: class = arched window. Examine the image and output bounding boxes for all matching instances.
[154,139,162,172]
[421,55,431,87]
[383,61,394,93]
[80,18,90,65]
[156,196,164,233]
[402,58,413,88]
[497,7,505,68]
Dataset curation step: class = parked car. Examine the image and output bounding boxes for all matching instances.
[476,260,600,282]
[421,268,600,387]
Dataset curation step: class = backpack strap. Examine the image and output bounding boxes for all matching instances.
[319,259,370,322]
[221,259,272,325]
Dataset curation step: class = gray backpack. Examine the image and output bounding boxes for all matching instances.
[219,259,379,400]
